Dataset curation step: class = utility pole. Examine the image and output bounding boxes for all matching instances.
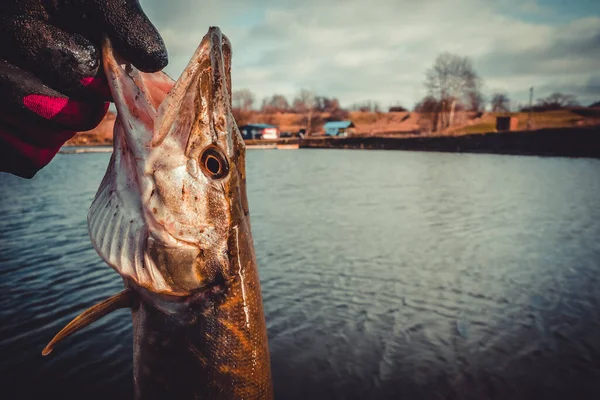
[527,86,533,130]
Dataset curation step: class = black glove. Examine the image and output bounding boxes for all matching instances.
[0,0,168,178]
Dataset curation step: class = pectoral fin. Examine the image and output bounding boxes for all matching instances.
[42,289,133,356]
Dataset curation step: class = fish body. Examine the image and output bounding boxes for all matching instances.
[43,27,273,400]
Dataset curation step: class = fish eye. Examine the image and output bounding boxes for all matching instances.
[199,145,229,179]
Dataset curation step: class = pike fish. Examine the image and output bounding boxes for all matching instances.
[42,27,273,400]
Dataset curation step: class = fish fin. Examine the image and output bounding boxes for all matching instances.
[91,36,173,291]
[42,290,132,356]
[87,147,153,286]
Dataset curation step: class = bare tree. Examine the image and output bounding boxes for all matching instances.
[261,94,289,113]
[231,89,255,126]
[270,94,289,112]
[232,89,255,111]
[414,96,440,134]
[425,52,480,131]
[414,96,439,113]
[293,89,316,134]
[329,108,349,121]
[232,108,252,126]
[296,90,316,112]
[358,102,372,112]
[313,96,336,112]
[466,78,485,112]
[373,101,382,113]
[389,104,407,112]
[520,92,580,112]
[491,92,510,112]
[329,98,340,112]
[260,97,270,113]
[350,100,376,112]
[467,91,485,112]
[537,92,579,109]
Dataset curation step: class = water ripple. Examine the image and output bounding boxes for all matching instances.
[2,150,600,399]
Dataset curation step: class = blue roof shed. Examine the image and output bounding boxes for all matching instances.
[323,120,355,136]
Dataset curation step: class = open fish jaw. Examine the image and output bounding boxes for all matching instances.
[88,27,243,296]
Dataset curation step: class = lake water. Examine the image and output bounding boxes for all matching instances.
[1,149,600,400]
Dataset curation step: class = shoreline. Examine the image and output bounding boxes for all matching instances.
[299,126,600,159]
[62,126,600,159]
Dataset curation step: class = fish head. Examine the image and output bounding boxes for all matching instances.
[92,27,251,297]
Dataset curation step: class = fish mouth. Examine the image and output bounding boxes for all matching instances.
[152,26,233,150]
[91,27,238,295]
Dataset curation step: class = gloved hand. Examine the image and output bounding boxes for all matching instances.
[0,0,168,178]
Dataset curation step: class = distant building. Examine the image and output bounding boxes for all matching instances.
[323,120,356,137]
[238,124,280,140]
[496,116,518,132]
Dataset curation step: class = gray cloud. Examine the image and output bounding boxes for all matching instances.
[478,19,600,77]
[534,75,600,105]
[139,0,600,109]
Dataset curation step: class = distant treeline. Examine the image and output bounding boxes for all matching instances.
[233,51,592,133]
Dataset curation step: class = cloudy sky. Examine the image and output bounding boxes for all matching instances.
[140,0,600,109]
